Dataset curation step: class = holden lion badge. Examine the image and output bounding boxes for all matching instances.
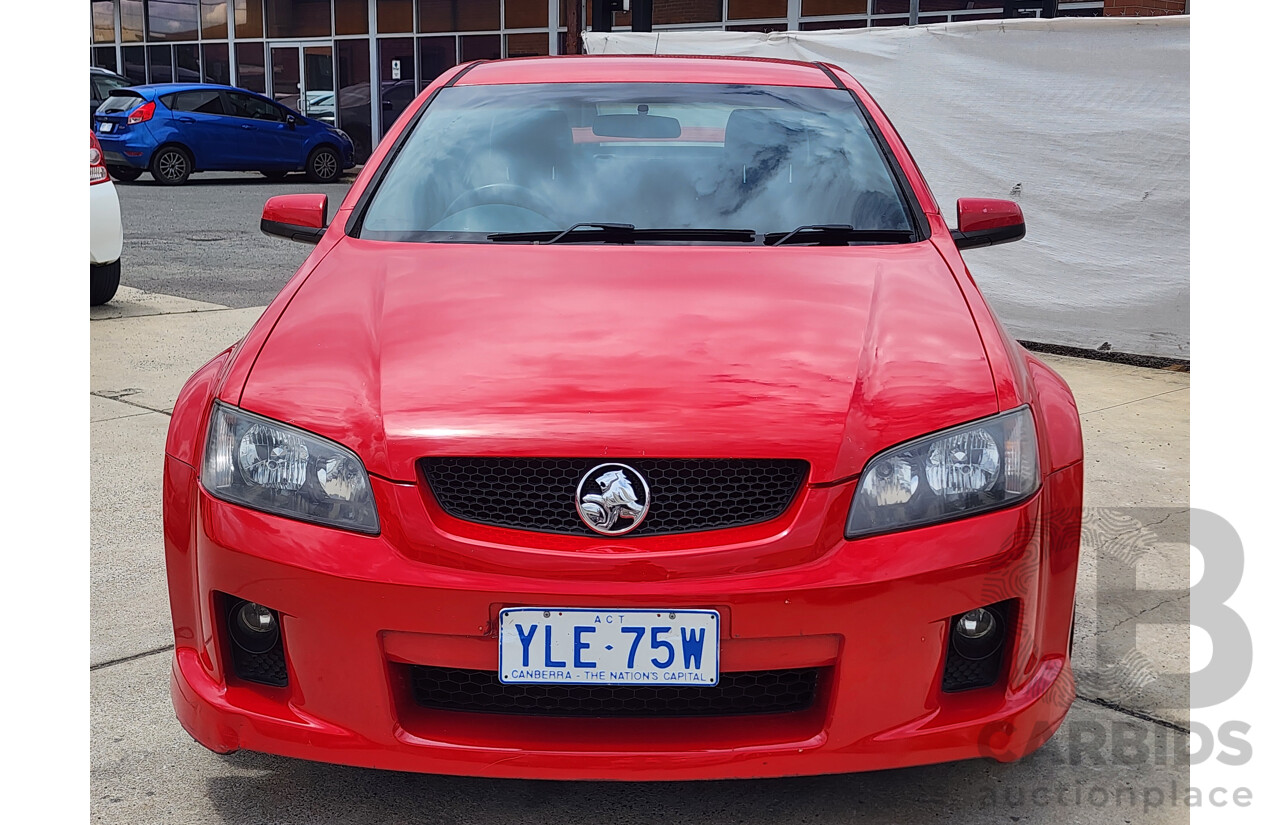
[575,463,651,535]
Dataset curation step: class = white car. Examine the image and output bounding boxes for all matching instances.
[90,130,123,305]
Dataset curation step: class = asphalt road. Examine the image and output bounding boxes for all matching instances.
[114,171,356,307]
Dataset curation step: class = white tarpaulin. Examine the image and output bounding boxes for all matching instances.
[585,18,1190,359]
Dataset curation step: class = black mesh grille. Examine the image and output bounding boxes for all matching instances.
[941,652,1002,693]
[232,646,288,687]
[409,667,820,717]
[421,458,809,536]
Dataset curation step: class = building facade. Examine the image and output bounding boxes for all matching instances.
[91,1,1132,160]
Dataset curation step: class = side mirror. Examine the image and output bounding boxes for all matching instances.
[261,193,328,244]
[286,113,297,128]
[951,198,1025,250]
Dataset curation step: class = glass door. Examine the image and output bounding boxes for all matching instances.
[269,43,335,125]
[269,45,300,111]
[301,46,335,126]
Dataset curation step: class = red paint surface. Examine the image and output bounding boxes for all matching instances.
[262,193,328,229]
[957,198,1025,233]
[163,55,1083,779]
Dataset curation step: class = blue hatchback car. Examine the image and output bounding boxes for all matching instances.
[93,83,356,185]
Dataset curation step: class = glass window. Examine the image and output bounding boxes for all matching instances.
[92,47,119,73]
[121,0,144,41]
[267,0,330,38]
[379,38,415,134]
[728,0,787,19]
[460,34,500,62]
[121,45,147,83]
[918,0,1003,9]
[336,38,372,158]
[200,0,228,38]
[802,0,868,14]
[359,83,912,241]
[170,89,227,113]
[654,0,721,25]
[147,0,200,41]
[505,32,548,58]
[92,1,116,44]
[336,0,370,34]
[505,0,548,29]
[872,0,910,12]
[176,43,200,82]
[202,42,231,84]
[377,0,413,32]
[234,0,264,37]
[92,73,133,101]
[418,36,456,87]
[800,18,866,28]
[226,90,285,120]
[418,0,500,33]
[727,22,788,31]
[148,44,174,83]
[236,41,267,92]
[271,46,301,108]
[99,90,147,113]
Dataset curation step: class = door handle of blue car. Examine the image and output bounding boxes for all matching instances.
[241,124,254,130]
[177,117,195,123]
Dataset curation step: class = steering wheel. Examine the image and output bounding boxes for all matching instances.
[441,184,559,221]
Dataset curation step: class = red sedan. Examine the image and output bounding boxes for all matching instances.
[163,55,1083,779]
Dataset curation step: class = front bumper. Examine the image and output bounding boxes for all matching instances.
[164,456,1082,780]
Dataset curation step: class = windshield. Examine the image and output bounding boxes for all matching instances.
[358,83,915,243]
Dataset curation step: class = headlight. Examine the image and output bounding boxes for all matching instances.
[845,407,1039,538]
[201,402,379,534]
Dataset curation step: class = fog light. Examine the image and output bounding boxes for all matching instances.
[951,607,1002,660]
[230,601,279,654]
[956,608,995,639]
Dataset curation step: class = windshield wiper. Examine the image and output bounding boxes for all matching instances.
[764,225,916,246]
[488,223,758,244]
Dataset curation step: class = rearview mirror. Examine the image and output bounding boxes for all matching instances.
[592,113,681,139]
[261,193,328,244]
[951,198,1025,250]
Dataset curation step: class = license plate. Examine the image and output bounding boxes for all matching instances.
[499,608,720,686]
[99,122,113,133]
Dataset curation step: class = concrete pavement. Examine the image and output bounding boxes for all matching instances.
[90,290,1191,823]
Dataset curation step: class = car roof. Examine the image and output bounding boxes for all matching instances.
[129,82,259,95]
[453,55,841,89]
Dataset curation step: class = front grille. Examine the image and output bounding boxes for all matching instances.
[421,458,809,537]
[409,667,820,717]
